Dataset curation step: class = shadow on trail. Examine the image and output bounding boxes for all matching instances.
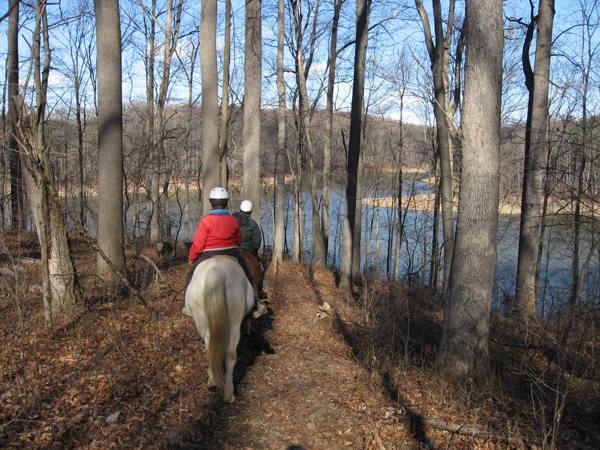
[382,373,436,449]
[174,305,275,449]
[234,302,276,387]
[334,285,442,449]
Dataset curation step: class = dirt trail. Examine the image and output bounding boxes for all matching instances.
[179,263,414,449]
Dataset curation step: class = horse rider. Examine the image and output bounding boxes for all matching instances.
[233,200,268,299]
[182,187,265,317]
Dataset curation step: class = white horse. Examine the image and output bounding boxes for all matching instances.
[184,256,255,403]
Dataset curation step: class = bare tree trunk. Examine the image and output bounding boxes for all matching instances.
[571,145,586,311]
[292,175,303,263]
[74,66,86,227]
[181,27,199,242]
[200,0,220,214]
[15,4,82,328]
[20,159,52,331]
[515,0,555,318]
[273,0,286,272]
[430,158,441,290]
[219,0,232,189]
[291,0,326,268]
[156,0,183,240]
[438,0,503,379]
[322,0,345,257]
[569,3,596,312]
[8,0,24,231]
[243,0,262,222]
[95,0,126,285]
[352,145,364,276]
[393,94,405,281]
[415,0,462,295]
[146,0,159,243]
[340,0,370,294]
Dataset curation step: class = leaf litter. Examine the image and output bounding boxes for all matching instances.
[0,236,598,449]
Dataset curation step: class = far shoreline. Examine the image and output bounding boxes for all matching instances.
[363,194,598,217]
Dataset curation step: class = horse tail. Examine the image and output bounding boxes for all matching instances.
[204,266,228,393]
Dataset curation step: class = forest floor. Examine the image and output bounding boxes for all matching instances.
[1,233,599,449]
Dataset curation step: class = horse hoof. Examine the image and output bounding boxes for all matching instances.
[208,385,218,393]
[253,302,267,318]
[224,394,235,403]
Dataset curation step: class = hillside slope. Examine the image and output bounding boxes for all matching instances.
[1,240,597,449]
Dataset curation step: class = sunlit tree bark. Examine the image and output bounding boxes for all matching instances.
[243,0,262,222]
[95,0,126,285]
[200,0,220,214]
[438,0,503,379]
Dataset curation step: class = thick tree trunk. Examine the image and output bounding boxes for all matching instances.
[515,0,555,318]
[242,0,262,222]
[200,0,220,214]
[438,0,503,379]
[95,0,126,285]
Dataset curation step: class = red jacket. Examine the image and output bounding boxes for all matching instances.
[188,210,241,262]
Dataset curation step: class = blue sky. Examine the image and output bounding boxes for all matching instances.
[0,0,597,126]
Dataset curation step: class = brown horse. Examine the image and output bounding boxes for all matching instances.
[240,250,263,290]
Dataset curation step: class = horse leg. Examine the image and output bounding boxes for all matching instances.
[241,314,252,336]
[198,334,216,389]
[223,328,241,403]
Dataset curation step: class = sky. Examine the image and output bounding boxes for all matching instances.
[0,0,597,127]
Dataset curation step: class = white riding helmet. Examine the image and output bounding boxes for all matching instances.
[209,187,229,206]
[240,200,253,213]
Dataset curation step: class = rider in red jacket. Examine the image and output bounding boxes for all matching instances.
[182,187,264,317]
[188,208,241,261]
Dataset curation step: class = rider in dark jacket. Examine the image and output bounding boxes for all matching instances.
[234,200,261,256]
[234,200,268,300]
